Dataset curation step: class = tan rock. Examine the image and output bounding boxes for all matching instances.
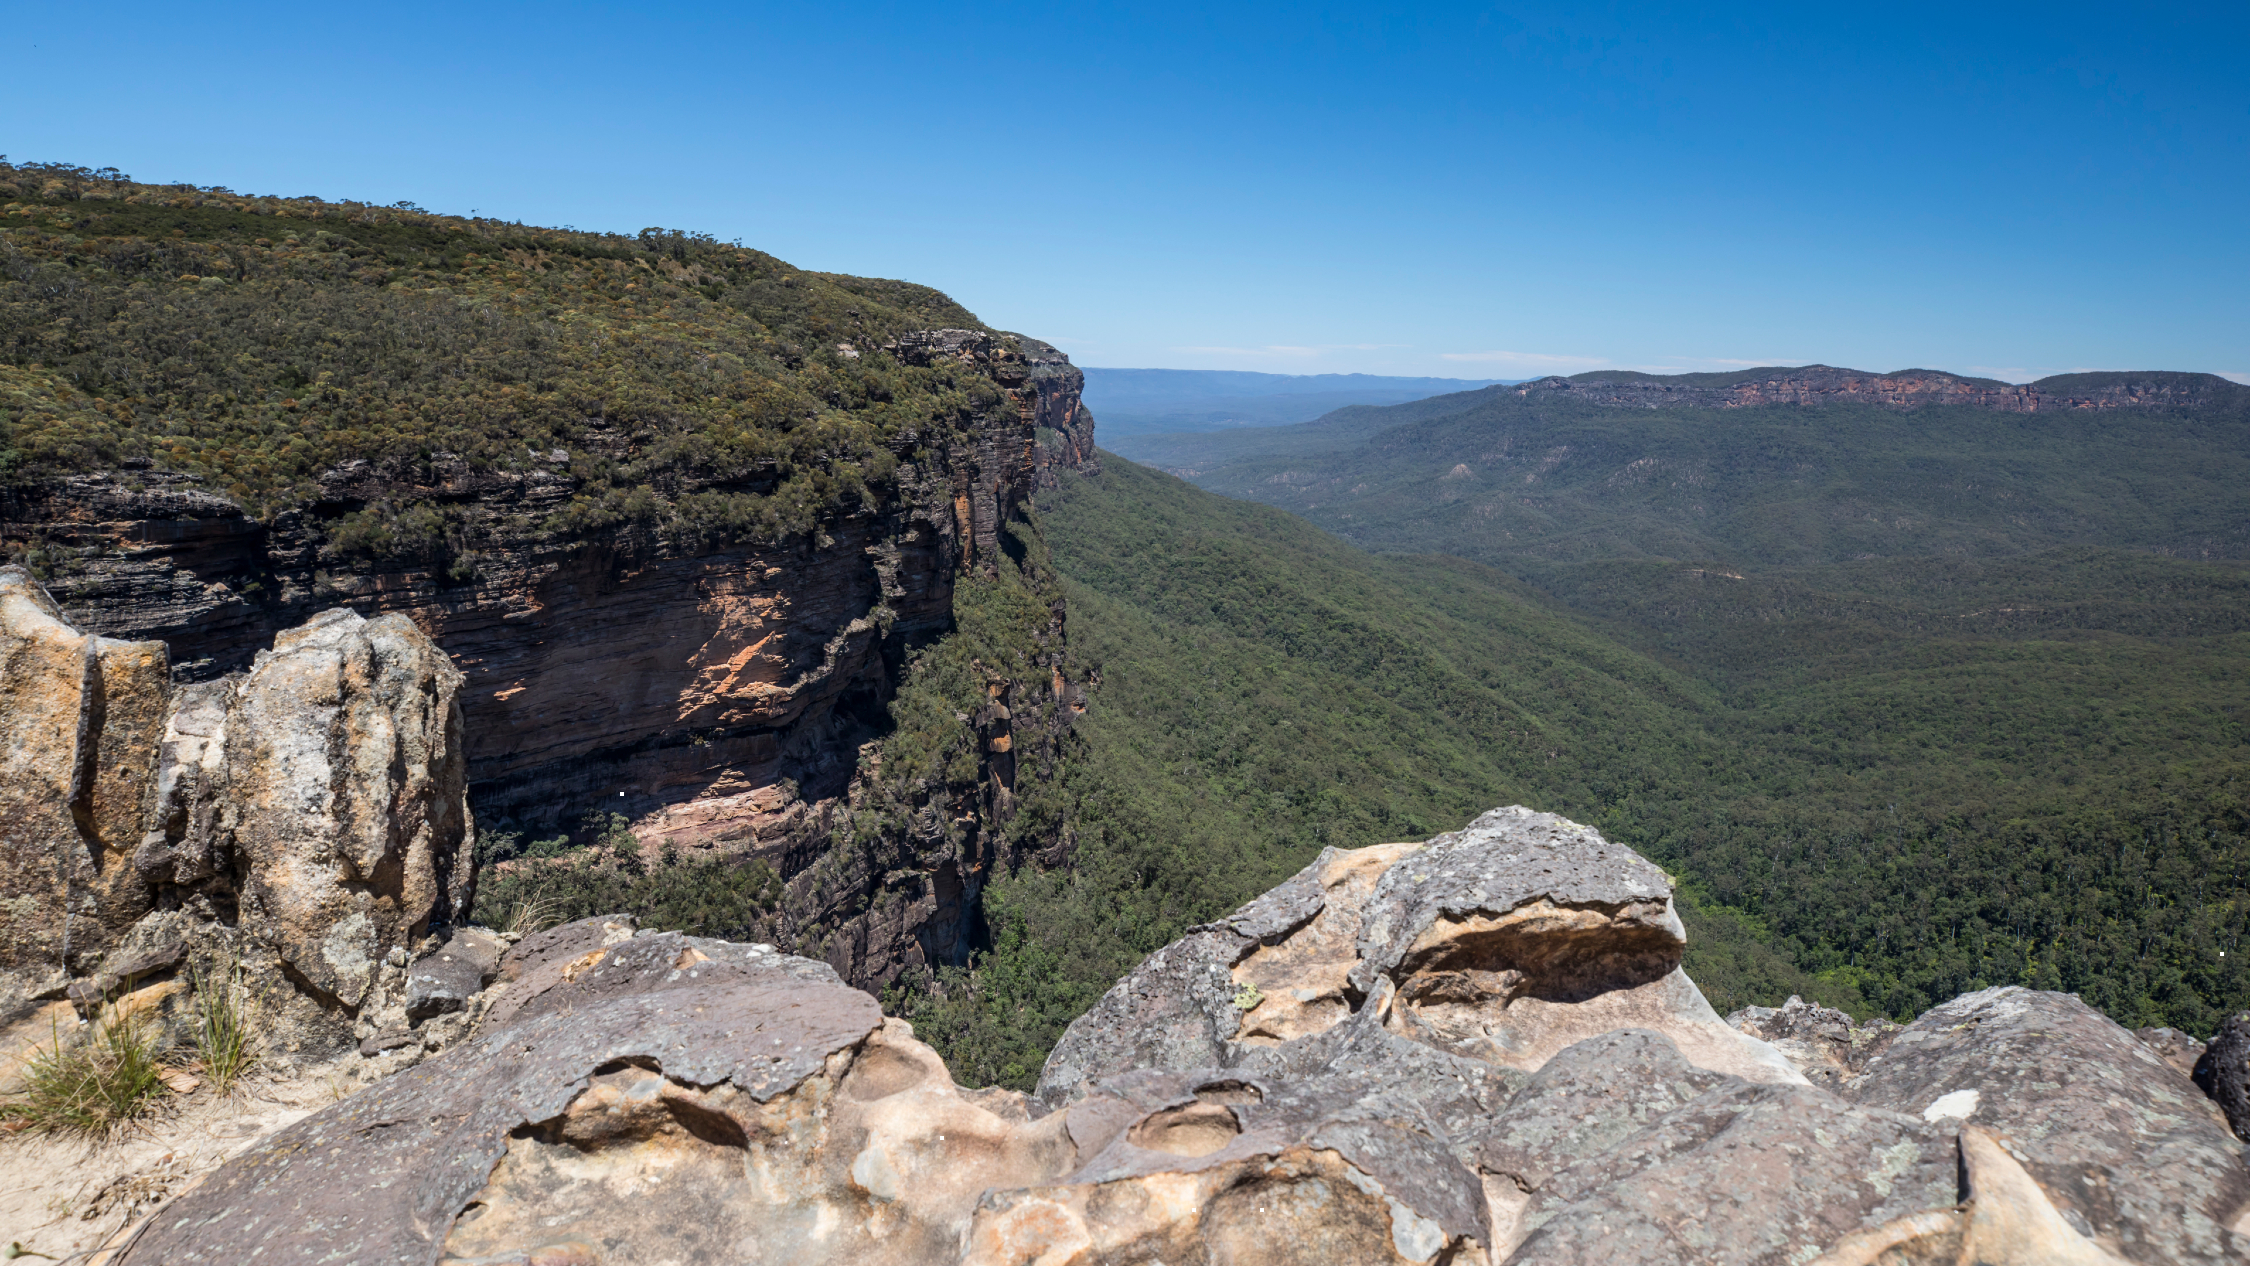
[229,607,474,1007]
[1039,806,1799,1107]
[0,565,168,982]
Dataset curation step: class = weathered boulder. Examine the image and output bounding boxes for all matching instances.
[2135,1025,2206,1082]
[229,607,474,1009]
[1848,986,2250,1263]
[976,1066,1489,1265]
[122,917,1497,1266]
[2197,1011,2250,1143]
[403,926,507,1019]
[1726,994,1904,1089]
[1038,806,1799,1107]
[97,815,2250,1265]
[0,565,170,1002]
[1505,1073,1959,1264]
[3,570,480,1071]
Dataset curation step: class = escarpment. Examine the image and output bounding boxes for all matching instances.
[4,329,1100,990]
[1513,365,2248,412]
[90,808,2250,1266]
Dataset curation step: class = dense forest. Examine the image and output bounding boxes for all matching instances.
[1047,383,2250,1055]
[889,454,2249,1084]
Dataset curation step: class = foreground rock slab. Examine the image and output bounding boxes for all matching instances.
[107,810,2250,1265]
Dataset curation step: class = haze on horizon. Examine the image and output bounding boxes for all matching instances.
[10,1,2244,384]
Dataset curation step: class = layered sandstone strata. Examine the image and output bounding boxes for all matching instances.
[2,332,1099,989]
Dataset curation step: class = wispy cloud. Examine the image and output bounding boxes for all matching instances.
[2218,371,2250,385]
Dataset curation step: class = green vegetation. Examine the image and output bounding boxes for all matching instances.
[0,1004,170,1136]
[190,956,255,1095]
[1075,378,2250,1046]
[471,830,787,942]
[1118,381,2250,569]
[892,458,1861,1086]
[0,159,1012,569]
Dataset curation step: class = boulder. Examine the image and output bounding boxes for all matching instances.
[2135,1025,2205,1082]
[1504,1075,1959,1264]
[1849,986,2250,1263]
[403,926,507,1019]
[0,565,169,988]
[229,607,475,1009]
[103,816,2250,1265]
[2196,1011,2250,1143]
[1038,806,1799,1107]
[976,1066,1489,1265]
[1726,994,1904,1088]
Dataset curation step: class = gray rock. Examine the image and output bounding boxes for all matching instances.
[1851,986,2250,1263]
[479,912,639,1028]
[2133,1026,2204,1082]
[1344,805,1676,998]
[1033,924,1256,1108]
[1726,994,1904,1088]
[402,927,506,1019]
[2195,1011,2250,1143]
[1504,1077,1959,1264]
[229,607,475,1011]
[118,950,883,1264]
[1477,1028,1734,1199]
[1037,807,1798,1108]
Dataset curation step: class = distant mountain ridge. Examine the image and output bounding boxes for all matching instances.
[1080,367,1508,437]
[1521,365,2245,412]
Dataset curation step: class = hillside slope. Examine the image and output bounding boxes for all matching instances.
[892,455,1861,1086]
[1131,366,2250,569]
[900,451,2250,1086]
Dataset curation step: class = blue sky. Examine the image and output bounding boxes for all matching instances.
[10,2,2245,381]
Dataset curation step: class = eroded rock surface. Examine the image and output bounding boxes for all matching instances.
[1726,995,1904,1088]
[229,607,474,1009]
[95,812,2250,1266]
[2198,1011,2250,1144]
[1849,986,2250,1263]
[1,572,477,1060]
[1039,806,1799,1107]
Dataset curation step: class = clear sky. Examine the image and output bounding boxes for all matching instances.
[10,2,2245,382]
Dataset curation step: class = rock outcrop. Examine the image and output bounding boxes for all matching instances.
[0,567,169,1001]
[1725,994,1903,1089]
[2198,1011,2250,1143]
[111,806,2247,1265]
[1036,806,1801,1107]
[4,332,1099,993]
[0,569,475,1058]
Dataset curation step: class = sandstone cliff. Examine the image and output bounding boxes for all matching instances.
[91,807,2247,1266]
[3,331,1101,991]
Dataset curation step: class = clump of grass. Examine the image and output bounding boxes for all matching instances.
[504,891,562,938]
[191,957,255,1095]
[0,1004,169,1136]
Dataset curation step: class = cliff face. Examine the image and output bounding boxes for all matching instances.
[1521,366,2247,412]
[3,330,1099,991]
